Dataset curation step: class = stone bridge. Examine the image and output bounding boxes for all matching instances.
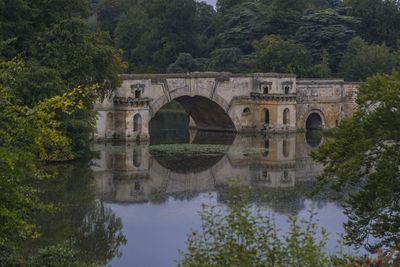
[94,73,357,141]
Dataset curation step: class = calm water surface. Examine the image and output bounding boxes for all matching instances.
[90,131,351,267]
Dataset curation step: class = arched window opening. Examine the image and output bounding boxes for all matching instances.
[133,114,142,133]
[264,109,270,124]
[259,83,270,94]
[285,85,290,94]
[283,108,290,125]
[242,108,251,116]
[283,139,289,158]
[263,85,269,94]
[134,89,141,99]
[306,113,323,130]
[261,171,270,183]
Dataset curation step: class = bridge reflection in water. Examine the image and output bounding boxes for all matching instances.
[93,131,323,209]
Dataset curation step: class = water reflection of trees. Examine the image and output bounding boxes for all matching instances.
[21,161,126,266]
[216,181,331,215]
[75,201,126,264]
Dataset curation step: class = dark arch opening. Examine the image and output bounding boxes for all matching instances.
[283,108,290,125]
[176,96,235,132]
[306,113,323,130]
[149,96,236,145]
[150,96,236,134]
[149,101,190,144]
[282,139,289,158]
[264,109,270,124]
[263,85,269,94]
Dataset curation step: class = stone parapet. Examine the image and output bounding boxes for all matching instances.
[94,72,358,141]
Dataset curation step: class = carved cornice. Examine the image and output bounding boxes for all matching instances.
[113,96,152,107]
[250,92,297,102]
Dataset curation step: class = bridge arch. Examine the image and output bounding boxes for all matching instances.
[305,110,326,130]
[150,88,237,132]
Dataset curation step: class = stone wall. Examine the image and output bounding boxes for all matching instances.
[94,73,357,141]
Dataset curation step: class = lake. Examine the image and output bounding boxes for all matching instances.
[88,130,352,266]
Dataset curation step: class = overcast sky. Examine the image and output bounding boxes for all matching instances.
[201,0,217,7]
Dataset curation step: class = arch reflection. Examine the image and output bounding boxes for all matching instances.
[93,133,323,213]
[305,130,324,148]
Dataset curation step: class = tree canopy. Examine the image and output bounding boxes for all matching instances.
[86,0,400,81]
[0,1,126,263]
[342,0,400,49]
[339,37,397,81]
[251,35,313,77]
[312,72,400,250]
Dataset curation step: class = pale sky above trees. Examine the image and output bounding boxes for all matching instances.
[202,0,216,7]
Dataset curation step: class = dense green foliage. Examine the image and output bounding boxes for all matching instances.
[0,61,101,265]
[0,0,126,265]
[312,72,400,250]
[339,37,397,81]
[91,0,400,80]
[295,8,358,72]
[1,0,400,265]
[0,61,126,265]
[179,185,333,267]
[114,0,201,73]
[0,0,125,157]
[343,0,400,50]
[251,35,313,76]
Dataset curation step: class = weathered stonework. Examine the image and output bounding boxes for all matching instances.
[94,73,357,141]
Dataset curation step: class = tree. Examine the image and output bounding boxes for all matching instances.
[339,37,397,81]
[307,50,332,78]
[312,72,400,250]
[114,0,199,73]
[267,0,307,37]
[0,0,125,157]
[216,0,246,14]
[343,0,400,49]
[193,1,217,56]
[295,9,358,72]
[0,60,99,264]
[167,53,207,73]
[208,47,244,72]
[216,1,270,53]
[251,35,312,76]
[97,0,124,37]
